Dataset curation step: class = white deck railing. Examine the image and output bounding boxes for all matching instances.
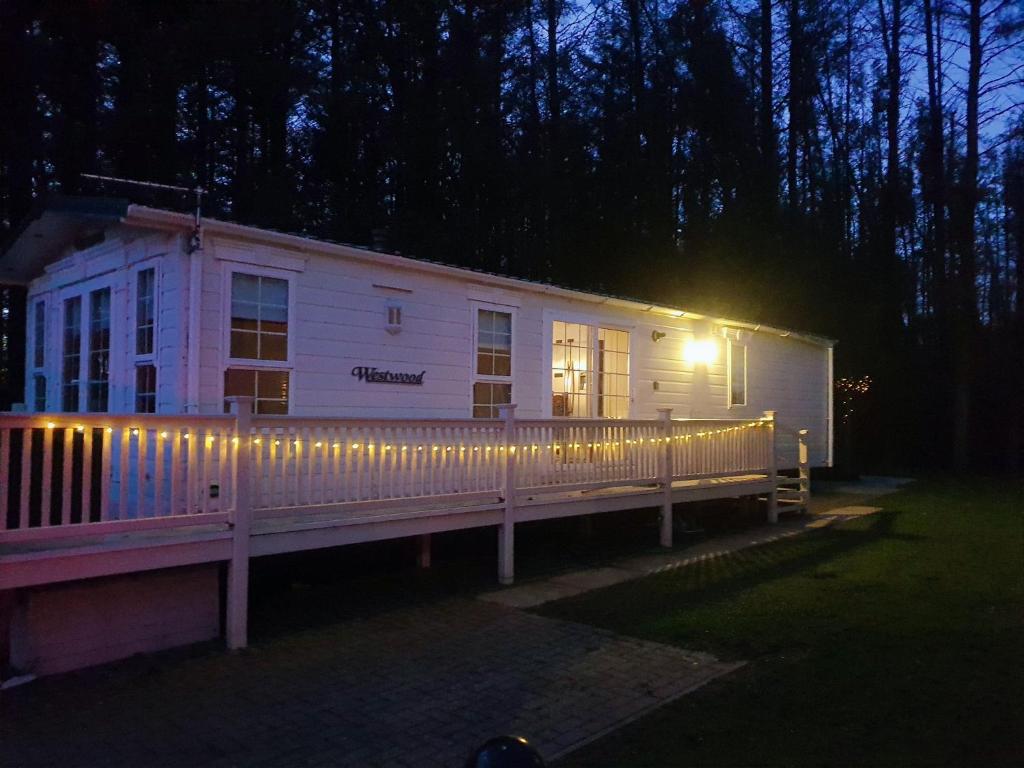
[0,406,786,541]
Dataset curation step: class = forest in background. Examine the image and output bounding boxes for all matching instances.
[0,0,1021,473]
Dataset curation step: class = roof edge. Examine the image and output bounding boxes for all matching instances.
[123,204,837,349]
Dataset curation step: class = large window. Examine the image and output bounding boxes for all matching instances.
[472,307,512,417]
[61,297,82,412]
[552,321,629,418]
[87,288,111,412]
[230,273,288,361]
[728,340,747,407]
[224,369,289,415]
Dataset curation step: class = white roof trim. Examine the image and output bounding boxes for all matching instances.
[123,204,835,349]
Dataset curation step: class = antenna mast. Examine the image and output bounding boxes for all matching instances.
[81,173,205,253]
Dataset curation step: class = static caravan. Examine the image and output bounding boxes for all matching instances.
[0,197,833,675]
[4,199,834,463]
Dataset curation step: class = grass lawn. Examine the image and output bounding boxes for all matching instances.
[538,478,1024,766]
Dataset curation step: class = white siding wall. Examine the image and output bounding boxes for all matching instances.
[22,228,832,466]
[24,227,186,415]
[196,235,832,465]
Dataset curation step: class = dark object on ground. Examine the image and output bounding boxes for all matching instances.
[465,735,546,767]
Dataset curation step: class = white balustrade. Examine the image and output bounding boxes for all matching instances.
[0,412,784,540]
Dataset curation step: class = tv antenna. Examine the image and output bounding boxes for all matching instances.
[81,173,206,253]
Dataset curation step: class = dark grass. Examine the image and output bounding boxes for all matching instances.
[535,478,1024,767]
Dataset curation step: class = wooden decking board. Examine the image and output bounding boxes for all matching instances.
[1,471,776,591]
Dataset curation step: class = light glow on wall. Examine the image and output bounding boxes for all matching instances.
[684,337,718,367]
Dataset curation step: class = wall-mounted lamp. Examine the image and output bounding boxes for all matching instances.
[651,330,667,342]
[684,337,718,366]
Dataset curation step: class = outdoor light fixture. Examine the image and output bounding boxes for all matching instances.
[684,337,718,366]
[651,330,666,342]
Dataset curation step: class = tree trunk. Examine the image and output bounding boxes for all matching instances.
[760,0,777,206]
[0,0,37,226]
[786,0,800,212]
[952,0,982,472]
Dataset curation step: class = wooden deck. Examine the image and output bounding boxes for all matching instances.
[0,404,808,647]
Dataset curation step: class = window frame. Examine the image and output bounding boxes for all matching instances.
[727,339,748,408]
[544,310,633,419]
[133,264,158,360]
[61,295,83,412]
[86,286,112,413]
[29,297,46,411]
[470,301,516,418]
[132,263,159,413]
[56,274,118,413]
[222,368,291,416]
[221,263,296,415]
[222,264,296,370]
[135,363,157,414]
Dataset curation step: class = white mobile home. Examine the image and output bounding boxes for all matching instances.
[0,197,833,676]
[4,199,833,461]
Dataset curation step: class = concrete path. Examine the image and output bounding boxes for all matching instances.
[480,496,886,610]
[0,599,740,768]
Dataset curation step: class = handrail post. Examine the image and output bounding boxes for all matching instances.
[798,428,810,512]
[657,408,673,548]
[764,410,778,523]
[498,403,517,585]
[226,396,253,650]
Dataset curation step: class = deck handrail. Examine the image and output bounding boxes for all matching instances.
[0,409,795,541]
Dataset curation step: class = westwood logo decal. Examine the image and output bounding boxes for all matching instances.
[351,366,426,385]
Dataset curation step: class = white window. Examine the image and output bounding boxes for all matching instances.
[33,375,46,412]
[728,340,747,407]
[230,272,289,361]
[225,269,292,414]
[32,299,45,410]
[224,369,289,415]
[136,267,155,356]
[135,364,156,414]
[33,300,45,369]
[551,321,629,418]
[472,307,513,418]
[86,288,111,412]
[134,268,158,413]
[61,297,82,412]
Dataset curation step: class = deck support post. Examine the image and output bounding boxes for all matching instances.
[797,429,810,512]
[417,534,432,569]
[658,408,674,548]
[764,410,778,524]
[225,396,254,650]
[497,404,517,585]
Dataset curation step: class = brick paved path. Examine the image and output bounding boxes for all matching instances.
[1,599,739,767]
